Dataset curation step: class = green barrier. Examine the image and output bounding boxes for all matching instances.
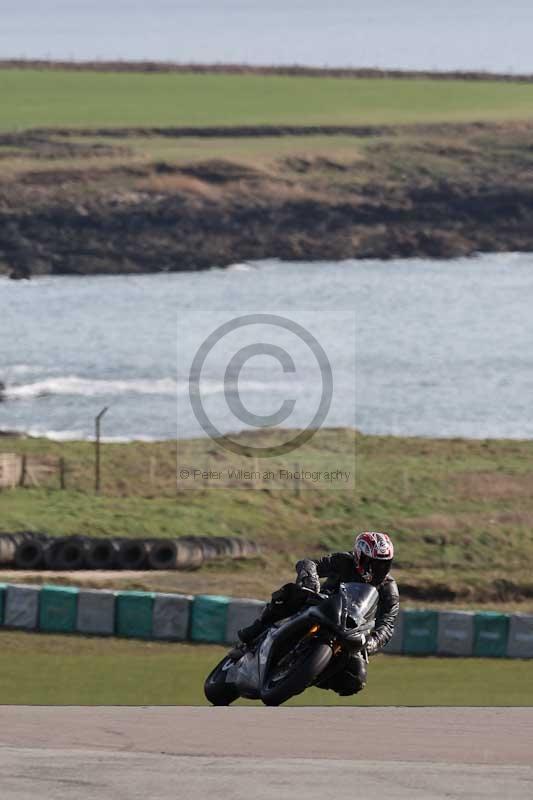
[39,585,79,633]
[0,578,520,662]
[116,591,155,639]
[474,612,509,657]
[403,609,439,655]
[190,595,230,643]
[0,583,6,625]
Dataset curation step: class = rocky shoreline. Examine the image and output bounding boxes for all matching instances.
[2,121,533,278]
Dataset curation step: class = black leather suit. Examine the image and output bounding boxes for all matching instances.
[263,551,400,696]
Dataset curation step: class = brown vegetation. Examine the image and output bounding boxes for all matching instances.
[2,121,533,278]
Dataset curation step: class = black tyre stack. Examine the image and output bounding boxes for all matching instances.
[0,531,48,570]
[0,532,46,569]
[15,537,46,569]
[0,532,260,571]
[84,538,120,570]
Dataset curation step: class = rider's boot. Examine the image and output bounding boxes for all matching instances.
[238,617,269,645]
[227,642,248,660]
[236,583,299,650]
[237,602,279,645]
[227,617,269,660]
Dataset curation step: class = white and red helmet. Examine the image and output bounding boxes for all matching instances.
[354,531,394,585]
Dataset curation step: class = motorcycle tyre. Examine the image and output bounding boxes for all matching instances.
[261,641,332,707]
[204,656,240,706]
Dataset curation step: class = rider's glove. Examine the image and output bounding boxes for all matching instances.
[299,574,321,592]
[365,636,378,656]
[295,559,321,593]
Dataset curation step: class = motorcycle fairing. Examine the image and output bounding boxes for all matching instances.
[225,607,320,698]
[215,582,379,700]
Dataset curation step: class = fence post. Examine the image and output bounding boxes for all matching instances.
[95,406,109,494]
[19,454,27,488]
[59,457,66,490]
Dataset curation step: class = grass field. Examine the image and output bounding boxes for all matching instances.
[3,70,533,274]
[2,430,533,607]
[2,69,533,130]
[0,631,530,706]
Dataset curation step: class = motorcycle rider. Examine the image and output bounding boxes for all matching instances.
[237,531,399,696]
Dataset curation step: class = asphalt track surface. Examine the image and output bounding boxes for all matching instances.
[1,707,532,799]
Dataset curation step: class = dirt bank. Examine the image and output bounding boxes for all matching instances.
[1,121,533,278]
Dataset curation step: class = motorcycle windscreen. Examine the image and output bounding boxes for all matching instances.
[342,582,378,625]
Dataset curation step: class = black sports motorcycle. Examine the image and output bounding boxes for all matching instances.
[204,582,378,706]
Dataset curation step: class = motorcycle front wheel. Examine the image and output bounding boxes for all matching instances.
[261,640,332,706]
[204,656,240,706]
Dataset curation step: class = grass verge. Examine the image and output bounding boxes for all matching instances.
[0,631,530,706]
[2,430,533,606]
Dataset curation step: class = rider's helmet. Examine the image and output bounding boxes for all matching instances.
[353,531,394,585]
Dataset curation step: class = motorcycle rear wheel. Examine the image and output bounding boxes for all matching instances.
[204,656,240,706]
[261,641,332,706]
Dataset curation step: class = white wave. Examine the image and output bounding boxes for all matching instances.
[3,374,299,401]
[0,426,162,442]
[189,378,299,396]
[0,426,86,442]
[226,262,255,272]
[5,376,178,400]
